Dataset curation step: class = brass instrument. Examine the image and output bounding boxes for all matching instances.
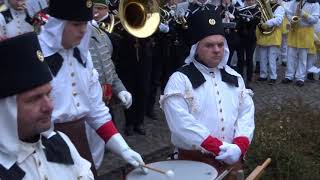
[98,14,121,33]
[118,0,160,38]
[237,4,258,19]
[291,0,303,29]
[256,0,276,35]
[175,15,188,29]
[160,7,171,23]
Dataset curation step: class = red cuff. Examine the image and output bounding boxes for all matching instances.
[233,136,250,155]
[201,135,223,156]
[102,84,112,98]
[96,121,118,142]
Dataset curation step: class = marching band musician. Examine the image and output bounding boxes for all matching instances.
[145,0,173,119]
[160,9,255,180]
[38,0,147,176]
[306,18,320,81]
[282,0,319,86]
[85,0,134,169]
[158,0,189,93]
[279,0,290,67]
[92,0,121,62]
[219,0,241,68]
[0,32,94,180]
[256,0,285,84]
[236,0,260,89]
[0,0,33,40]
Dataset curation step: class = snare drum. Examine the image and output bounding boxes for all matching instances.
[126,160,218,180]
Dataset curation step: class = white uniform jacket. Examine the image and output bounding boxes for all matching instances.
[160,60,255,152]
[47,48,112,131]
[18,132,93,180]
[0,8,33,37]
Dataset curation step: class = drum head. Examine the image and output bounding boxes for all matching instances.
[126,160,218,180]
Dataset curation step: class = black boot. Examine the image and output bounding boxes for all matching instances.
[307,73,315,81]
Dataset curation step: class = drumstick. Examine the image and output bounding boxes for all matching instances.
[140,164,175,177]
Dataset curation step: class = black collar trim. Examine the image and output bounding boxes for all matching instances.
[0,163,25,180]
[73,47,86,68]
[178,63,206,89]
[1,9,13,24]
[178,63,239,88]
[45,53,63,77]
[41,132,74,165]
[221,68,239,87]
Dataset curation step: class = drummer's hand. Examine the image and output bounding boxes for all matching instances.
[121,148,149,174]
[215,142,241,165]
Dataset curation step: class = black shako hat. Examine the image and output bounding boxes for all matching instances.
[0,32,53,98]
[186,10,225,45]
[49,0,93,21]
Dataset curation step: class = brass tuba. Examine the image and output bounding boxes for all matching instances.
[118,0,160,38]
[256,0,276,35]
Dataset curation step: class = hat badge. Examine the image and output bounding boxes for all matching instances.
[208,18,216,26]
[86,0,93,8]
[36,50,44,62]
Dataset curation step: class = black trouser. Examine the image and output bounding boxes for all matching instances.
[146,43,163,113]
[237,40,256,82]
[116,38,153,128]
[226,31,240,68]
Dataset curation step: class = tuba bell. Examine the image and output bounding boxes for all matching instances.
[118,0,160,38]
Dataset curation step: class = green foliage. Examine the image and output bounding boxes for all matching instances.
[245,97,320,180]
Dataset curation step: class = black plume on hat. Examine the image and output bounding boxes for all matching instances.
[186,10,225,45]
[49,0,93,21]
[0,32,52,98]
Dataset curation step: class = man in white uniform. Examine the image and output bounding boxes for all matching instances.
[0,32,94,180]
[38,0,146,176]
[0,0,33,39]
[160,9,255,179]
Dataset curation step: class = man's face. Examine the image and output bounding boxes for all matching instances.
[17,83,53,141]
[196,35,225,68]
[222,0,231,5]
[93,4,109,21]
[9,0,26,10]
[196,0,207,4]
[61,21,87,49]
[245,0,256,6]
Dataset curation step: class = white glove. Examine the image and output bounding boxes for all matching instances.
[106,133,148,174]
[159,23,169,33]
[215,142,241,165]
[117,91,132,109]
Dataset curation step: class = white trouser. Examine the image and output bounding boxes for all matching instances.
[280,34,288,63]
[307,53,316,71]
[85,122,105,169]
[285,47,308,81]
[259,46,279,79]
